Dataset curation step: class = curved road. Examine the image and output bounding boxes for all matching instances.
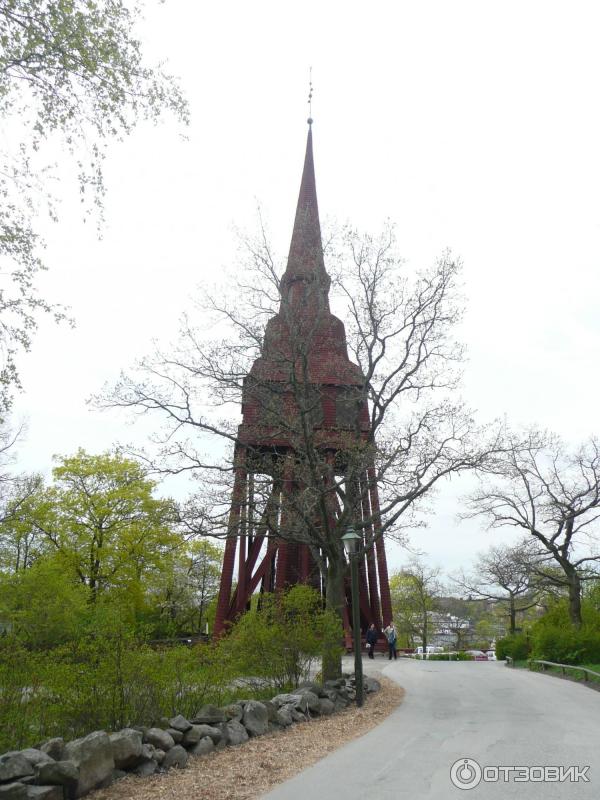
[262,658,600,799]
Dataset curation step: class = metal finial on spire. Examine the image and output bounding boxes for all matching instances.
[307,67,313,125]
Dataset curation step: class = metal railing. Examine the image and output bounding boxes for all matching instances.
[529,659,600,682]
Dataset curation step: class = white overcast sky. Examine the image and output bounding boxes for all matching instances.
[11,0,600,577]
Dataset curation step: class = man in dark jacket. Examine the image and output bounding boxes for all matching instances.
[366,623,378,659]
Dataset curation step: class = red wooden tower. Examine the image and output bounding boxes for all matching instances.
[214,121,393,641]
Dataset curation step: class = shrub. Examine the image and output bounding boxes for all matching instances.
[530,626,600,665]
[0,586,343,752]
[218,585,343,689]
[496,634,530,661]
[0,627,233,751]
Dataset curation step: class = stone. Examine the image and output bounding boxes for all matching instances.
[0,755,34,784]
[262,701,279,722]
[161,746,188,771]
[34,761,79,796]
[298,681,324,696]
[38,742,63,763]
[294,689,321,713]
[364,676,381,693]
[190,705,225,725]
[139,744,154,762]
[168,715,192,733]
[182,725,221,747]
[152,749,165,765]
[180,726,201,746]
[318,698,334,715]
[221,720,248,747]
[26,788,63,800]
[63,731,114,798]
[166,729,183,744]
[324,679,345,689]
[111,770,127,783]
[275,707,293,727]
[143,728,175,752]
[334,697,349,712]
[221,703,243,722]
[0,784,27,800]
[188,737,214,757]
[242,700,269,737]
[290,709,306,723]
[109,729,143,770]
[270,693,302,708]
[19,752,52,769]
[133,761,156,778]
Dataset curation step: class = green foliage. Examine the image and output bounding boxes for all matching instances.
[496,634,531,661]
[454,650,473,660]
[147,538,223,638]
[0,450,224,644]
[389,560,441,649]
[0,586,343,752]
[0,611,231,751]
[427,651,472,661]
[0,553,88,647]
[0,0,188,414]
[517,598,600,665]
[220,585,343,690]
[25,449,180,600]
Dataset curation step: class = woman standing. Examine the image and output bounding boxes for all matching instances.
[383,622,398,660]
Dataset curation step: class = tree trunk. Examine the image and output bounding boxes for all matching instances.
[567,571,583,628]
[509,595,516,634]
[323,556,345,680]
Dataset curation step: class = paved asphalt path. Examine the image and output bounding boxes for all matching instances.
[262,657,600,799]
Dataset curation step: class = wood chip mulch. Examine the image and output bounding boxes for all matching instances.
[91,674,404,800]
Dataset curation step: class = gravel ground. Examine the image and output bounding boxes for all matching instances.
[91,674,404,800]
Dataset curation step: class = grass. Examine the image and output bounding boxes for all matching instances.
[506,658,600,686]
[529,661,600,685]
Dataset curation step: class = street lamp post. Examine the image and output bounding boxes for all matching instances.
[341,526,364,707]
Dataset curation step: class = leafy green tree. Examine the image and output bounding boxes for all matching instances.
[0,552,88,647]
[27,449,180,601]
[390,559,442,651]
[149,538,223,637]
[0,473,46,571]
[0,0,188,413]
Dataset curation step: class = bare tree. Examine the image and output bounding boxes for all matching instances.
[453,541,540,634]
[101,220,497,676]
[465,431,600,627]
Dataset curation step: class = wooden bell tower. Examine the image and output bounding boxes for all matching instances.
[214,121,393,641]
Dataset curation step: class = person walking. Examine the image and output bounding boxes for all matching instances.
[366,623,378,659]
[384,621,398,660]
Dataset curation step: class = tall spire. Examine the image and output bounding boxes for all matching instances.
[281,120,330,304]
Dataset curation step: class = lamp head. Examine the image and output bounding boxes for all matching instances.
[341,525,360,555]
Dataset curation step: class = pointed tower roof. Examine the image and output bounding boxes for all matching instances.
[281,120,330,300]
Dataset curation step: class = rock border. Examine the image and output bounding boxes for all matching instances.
[0,675,381,800]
